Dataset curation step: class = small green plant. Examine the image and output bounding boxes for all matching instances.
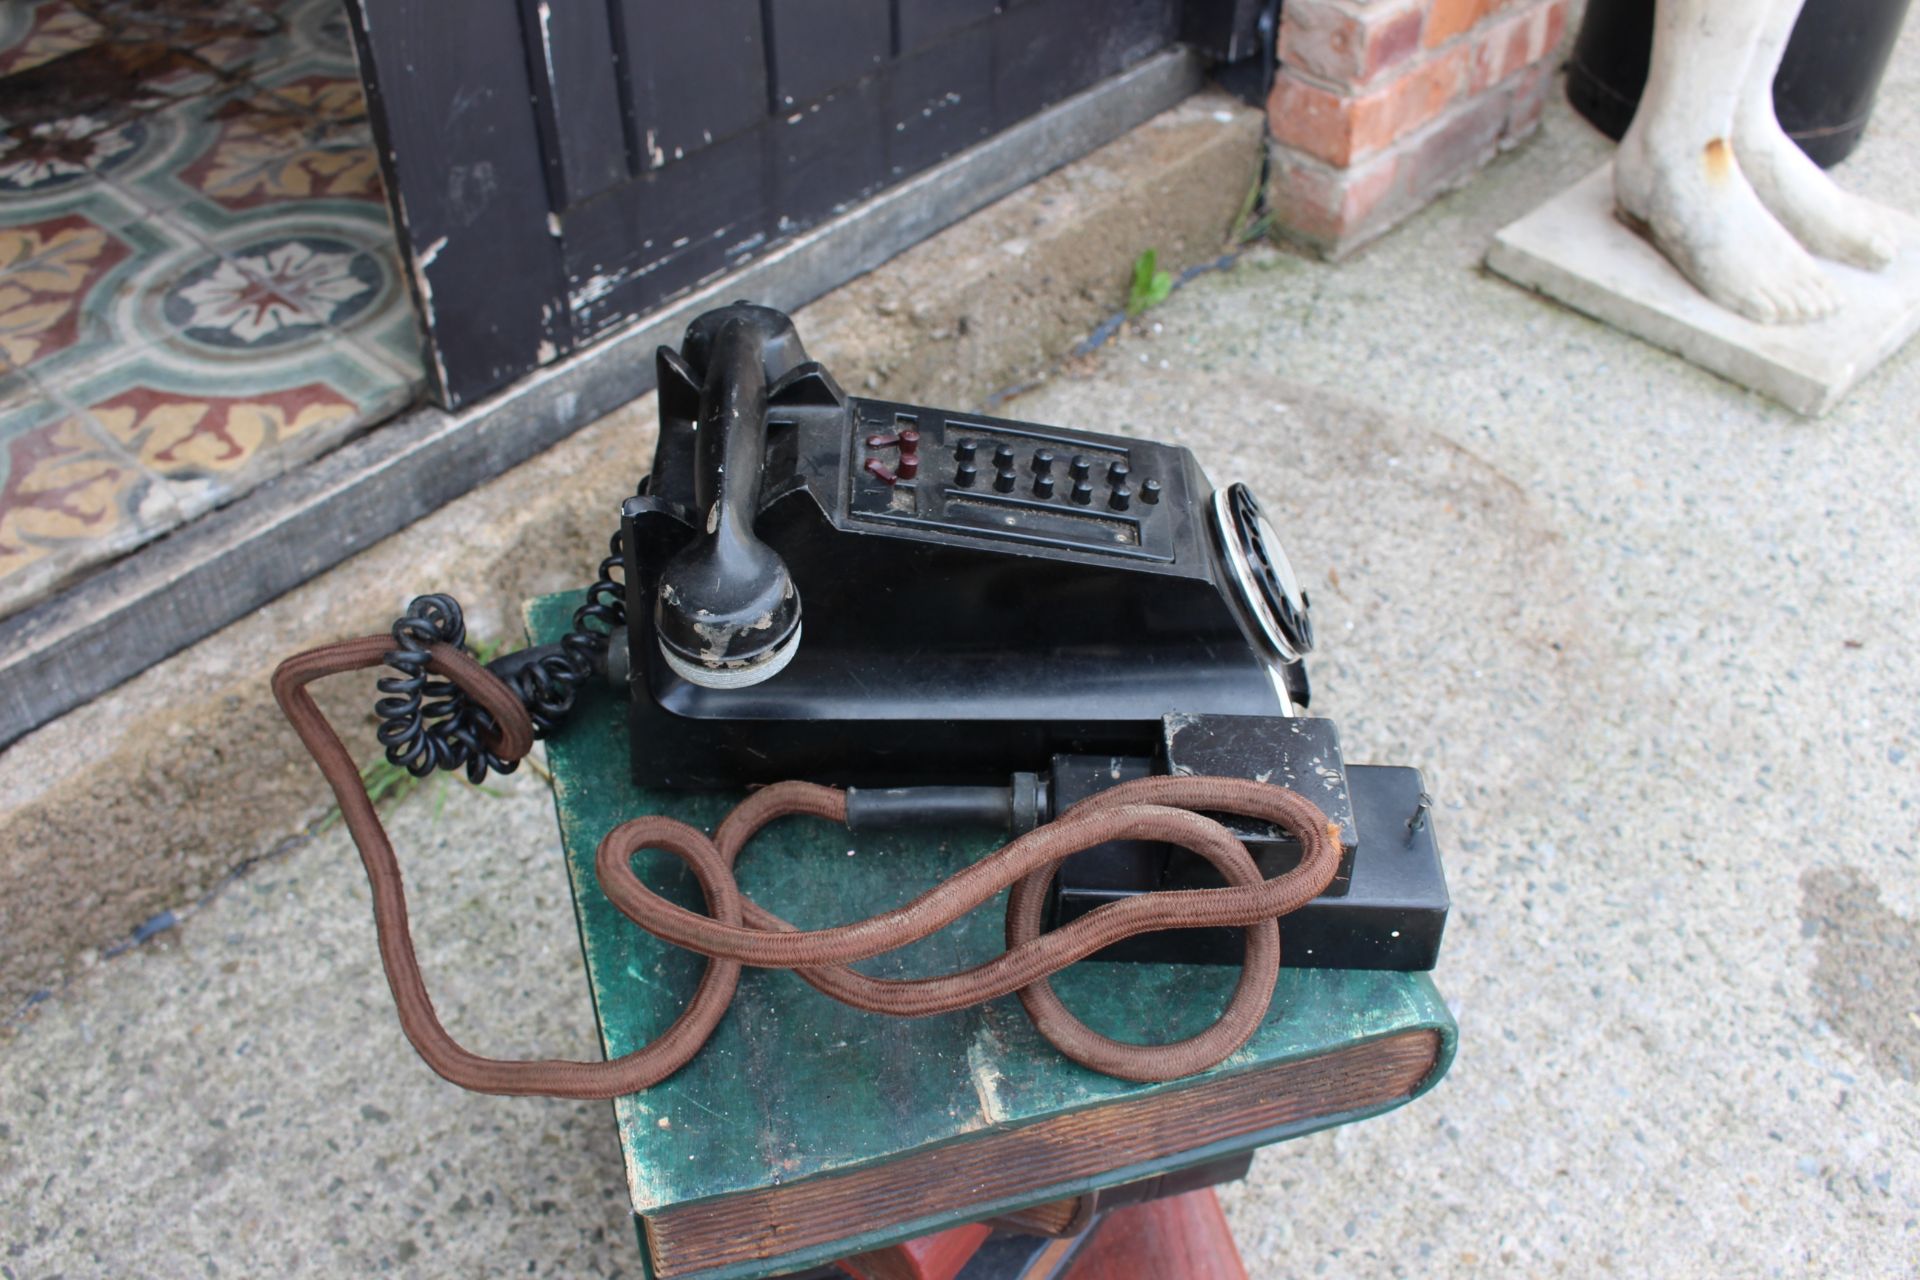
[1226,169,1273,247]
[1126,249,1173,317]
[316,634,512,832]
[317,755,425,832]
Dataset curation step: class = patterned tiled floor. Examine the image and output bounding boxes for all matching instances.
[0,0,425,620]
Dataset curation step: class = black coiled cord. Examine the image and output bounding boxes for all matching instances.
[373,593,510,783]
[372,528,628,783]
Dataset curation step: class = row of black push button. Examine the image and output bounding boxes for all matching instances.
[950,439,1160,511]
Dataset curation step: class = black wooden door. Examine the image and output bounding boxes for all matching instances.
[348,0,1183,409]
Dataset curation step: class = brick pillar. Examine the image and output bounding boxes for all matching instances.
[1265,0,1570,256]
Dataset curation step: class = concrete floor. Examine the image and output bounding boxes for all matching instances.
[7,41,1920,1280]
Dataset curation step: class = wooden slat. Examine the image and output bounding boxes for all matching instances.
[762,0,892,109]
[611,0,767,166]
[773,73,888,227]
[345,0,571,407]
[645,1031,1440,1277]
[886,24,994,182]
[1096,0,1184,78]
[561,125,770,341]
[517,0,632,207]
[896,0,996,56]
[991,0,1104,128]
[993,0,1179,129]
[563,0,1185,340]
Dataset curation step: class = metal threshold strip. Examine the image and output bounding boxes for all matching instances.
[0,49,1202,749]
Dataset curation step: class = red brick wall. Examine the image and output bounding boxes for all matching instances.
[1266,0,1570,255]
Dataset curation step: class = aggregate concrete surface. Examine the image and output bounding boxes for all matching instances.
[7,54,1920,1280]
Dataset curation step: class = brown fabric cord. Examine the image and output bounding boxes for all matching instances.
[273,637,1343,1098]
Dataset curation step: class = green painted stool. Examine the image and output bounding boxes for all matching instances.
[529,595,1455,1280]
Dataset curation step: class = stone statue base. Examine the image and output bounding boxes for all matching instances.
[1488,164,1920,415]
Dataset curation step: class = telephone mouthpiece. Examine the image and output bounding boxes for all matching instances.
[658,619,802,689]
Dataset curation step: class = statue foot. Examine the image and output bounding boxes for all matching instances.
[1615,121,1840,325]
[1735,116,1902,271]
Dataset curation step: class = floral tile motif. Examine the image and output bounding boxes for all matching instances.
[0,351,36,407]
[88,380,358,477]
[170,235,381,347]
[0,1,426,621]
[0,35,220,144]
[0,210,133,366]
[183,216,419,380]
[348,288,426,384]
[172,75,378,212]
[0,116,152,198]
[154,0,308,80]
[58,328,418,521]
[0,398,174,616]
[0,2,105,80]
[245,223,409,351]
[285,0,356,70]
[99,47,379,216]
[77,0,301,83]
[0,200,192,386]
[0,1,330,204]
[0,371,48,424]
[4,213,409,394]
[171,0,358,82]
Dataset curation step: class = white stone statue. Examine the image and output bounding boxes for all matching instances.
[1614,0,1904,324]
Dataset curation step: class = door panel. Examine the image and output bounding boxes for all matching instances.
[614,0,768,166]
[353,0,1183,409]
[776,75,891,227]
[764,0,894,110]
[898,0,999,54]
[348,0,571,404]
[995,0,1178,127]
[563,126,770,341]
[888,25,995,179]
[518,0,630,208]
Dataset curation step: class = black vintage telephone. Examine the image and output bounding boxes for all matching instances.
[275,302,1448,1097]
[625,302,1310,784]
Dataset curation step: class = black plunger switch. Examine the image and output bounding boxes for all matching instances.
[1069,455,1091,481]
[1071,479,1094,504]
[994,468,1016,493]
[1109,485,1132,511]
[1108,461,1130,487]
[1032,449,1055,476]
[993,443,1016,470]
[1033,473,1055,498]
[955,462,978,487]
[1141,479,1161,504]
[954,438,978,463]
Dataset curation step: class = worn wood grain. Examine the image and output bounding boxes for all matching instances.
[344,0,572,406]
[611,0,767,164]
[646,1033,1438,1276]
[518,0,631,207]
